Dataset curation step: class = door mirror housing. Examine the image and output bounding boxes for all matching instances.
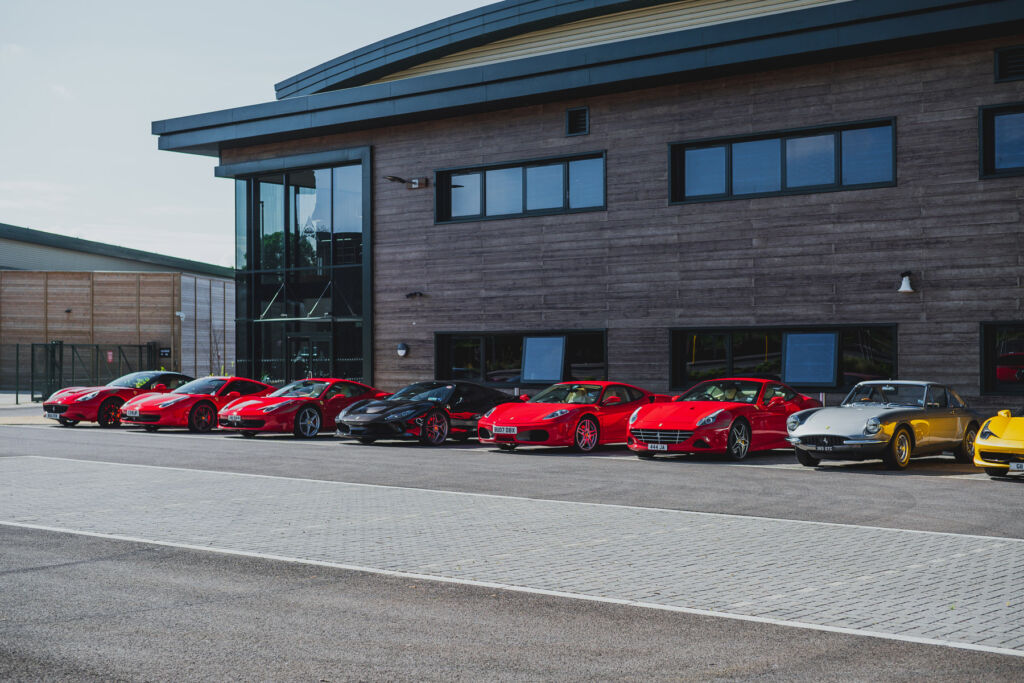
[601,396,622,406]
[998,409,1012,418]
[766,396,786,409]
[225,391,241,400]
[519,394,530,402]
[152,383,167,392]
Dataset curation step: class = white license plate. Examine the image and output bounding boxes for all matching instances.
[44,413,60,420]
[647,443,668,451]
[124,409,139,418]
[493,426,517,435]
[814,445,834,452]
[1010,462,1024,472]
[229,415,241,424]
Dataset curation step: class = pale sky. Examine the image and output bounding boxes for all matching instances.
[0,0,489,267]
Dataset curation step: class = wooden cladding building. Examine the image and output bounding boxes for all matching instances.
[154,0,1024,408]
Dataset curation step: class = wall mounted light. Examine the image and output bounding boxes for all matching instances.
[384,175,429,189]
[405,291,425,299]
[897,271,915,293]
[175,311,186,321]
[64,308,72,314]
[397,343,409,358]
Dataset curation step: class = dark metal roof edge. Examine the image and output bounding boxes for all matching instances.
[0,223,234,278]
[273,0,664,99]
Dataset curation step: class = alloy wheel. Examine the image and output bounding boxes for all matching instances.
[728,421,750,460]
[575,418,599,452]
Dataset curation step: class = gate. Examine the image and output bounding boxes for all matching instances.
[30,342,158,402]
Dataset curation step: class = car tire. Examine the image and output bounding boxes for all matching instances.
[240,431,256,438]
[188,402,217,433]
[97,398,123,428]
[953,423,978,463]
[357,437,376,445]
[984,467,1006,477]
[795,448,820,467]
[573,416,600,452]
[144,425,159,433]
[419,410,449,446]
[498,443,516,452]
[293,406,321,438]
[883,427,913,470]
[727,420,751,460]
[636,453,656,460]
[57,418,78,427]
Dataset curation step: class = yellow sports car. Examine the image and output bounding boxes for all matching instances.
[973,410,1024,478]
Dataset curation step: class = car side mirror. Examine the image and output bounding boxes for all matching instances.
[998,409,1012,418]
[672,395,685,402]
[519,394,530,402]
[153,383,167,392]
[225,391,241,400]
[766,396,785,408]
[602,396,622,406]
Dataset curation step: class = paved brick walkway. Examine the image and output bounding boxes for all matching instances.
[2,456,1022,655]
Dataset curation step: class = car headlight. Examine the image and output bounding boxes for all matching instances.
[864,417,882,435]
[697,409,724,427]
[158,396,187,408]
[979,422,996,440]
[484,407,497,418]
[386,408,420,421]
[629,407,642,424]
[542,409,570,420]
[786,414,801,432]
[261,400,296,414]
[76,391,100,402]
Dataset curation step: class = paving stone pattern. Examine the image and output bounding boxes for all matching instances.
[2,456,1022,652]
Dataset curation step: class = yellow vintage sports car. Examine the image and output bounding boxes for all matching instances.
[973,410,1024,478]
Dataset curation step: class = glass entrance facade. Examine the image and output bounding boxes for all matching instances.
[234,158,371,384]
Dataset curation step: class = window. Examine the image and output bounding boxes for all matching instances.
[995,46,1024,82]
[436,154,605,222]
[981,323,1024,394]
[670,326,896,390]
[566,107,589,136]
[436,331,606,385]
[670,120,895,202]
[980,104,1024,177]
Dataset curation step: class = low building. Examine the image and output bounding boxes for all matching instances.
[153,0,1024,409]
[0,223,234,389]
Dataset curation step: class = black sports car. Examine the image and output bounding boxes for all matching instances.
[335,380,520,445]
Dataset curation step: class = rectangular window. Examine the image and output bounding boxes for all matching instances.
[436,153,605,222]
[981,103,1024,177]
[670,326,895,391]
[981,323,1024,394]
[436,331,606,385]
[670,119,895,203]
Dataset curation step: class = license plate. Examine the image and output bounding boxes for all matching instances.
[814,445,834,452]
[229,415,241,424]
[44,413,60,420]
[647,443,668,451]
[493,426,517,435]
[124,409,139,418]
[1010,462,1024,472]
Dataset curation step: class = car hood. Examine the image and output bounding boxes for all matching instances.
[339,399,436,421]
[124,392,196,409]
[633,401,748,429]
[794,405,918,434]
[47,385,115,402]
[221,395,305,415]
[986,415,1024,442]
[490,402,585,422]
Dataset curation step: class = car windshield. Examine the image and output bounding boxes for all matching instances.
[842,383,925,407]
[173,378,226,395]
[107,371,163,389]
[388,382,454,403]
[679,380,761,404]
[529,384,602,404]
[270,380,329,398]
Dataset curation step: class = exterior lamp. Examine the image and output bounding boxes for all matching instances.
[897,271,914,293]
[397,343,409,357]
[383,175,428,189]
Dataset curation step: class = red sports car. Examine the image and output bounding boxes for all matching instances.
[477,381,667,452]
[627,377,820,460]
[218,378,389,438]
[120,376,273,432]
[42,370,194,428]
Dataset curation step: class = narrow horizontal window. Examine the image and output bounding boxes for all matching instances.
[670,120,895,203]
[436,154,605,222]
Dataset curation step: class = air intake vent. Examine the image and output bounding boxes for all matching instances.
[996,46,1024,82]
[566,107,589,136]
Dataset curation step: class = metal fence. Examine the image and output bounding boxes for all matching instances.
[1,342,158,401]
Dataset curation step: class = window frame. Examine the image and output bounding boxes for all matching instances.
[434,152,607,224]
[979,102,1024,179]
[668,118,897,204]
[668,324,898,391]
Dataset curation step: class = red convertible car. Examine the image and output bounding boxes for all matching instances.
[120,376,273,432]
[218,378,388,438]
[42,370,193,427]
[477,381,666,452]
[627,377,820,460]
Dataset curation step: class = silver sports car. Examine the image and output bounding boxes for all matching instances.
[785,380,981,469]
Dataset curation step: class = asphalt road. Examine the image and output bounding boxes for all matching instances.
[2,420,1023,680]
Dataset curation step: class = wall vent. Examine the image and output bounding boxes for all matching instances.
[996,46,1024,82]
[566,107,589,136]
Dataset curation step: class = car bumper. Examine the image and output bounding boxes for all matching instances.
[42,402,97,422]
[626,425,728,454]
[336,418,422,440]
[218,412,292,432]
[122,411,187,428]
[786,435,888,459]
[974,442,1024,474]
[477,420,571,446]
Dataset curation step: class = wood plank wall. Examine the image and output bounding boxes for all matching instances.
[222,34,1024,408]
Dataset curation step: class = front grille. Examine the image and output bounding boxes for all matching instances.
[43,404,68,414]
[799,435,846,447]
[631,429,693,445]
[126,413,159,423]
[977,451,1023,464]
[219,418,264,429]
[517,430,549,442]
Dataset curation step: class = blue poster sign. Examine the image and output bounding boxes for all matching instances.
[782,332,839,387]
[521,336,566,383]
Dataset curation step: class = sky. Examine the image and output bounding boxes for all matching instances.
[0,0,489,267]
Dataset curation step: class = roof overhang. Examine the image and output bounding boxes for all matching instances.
[153,0,1024,159]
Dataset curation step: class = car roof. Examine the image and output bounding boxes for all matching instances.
[857,380,931,386]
